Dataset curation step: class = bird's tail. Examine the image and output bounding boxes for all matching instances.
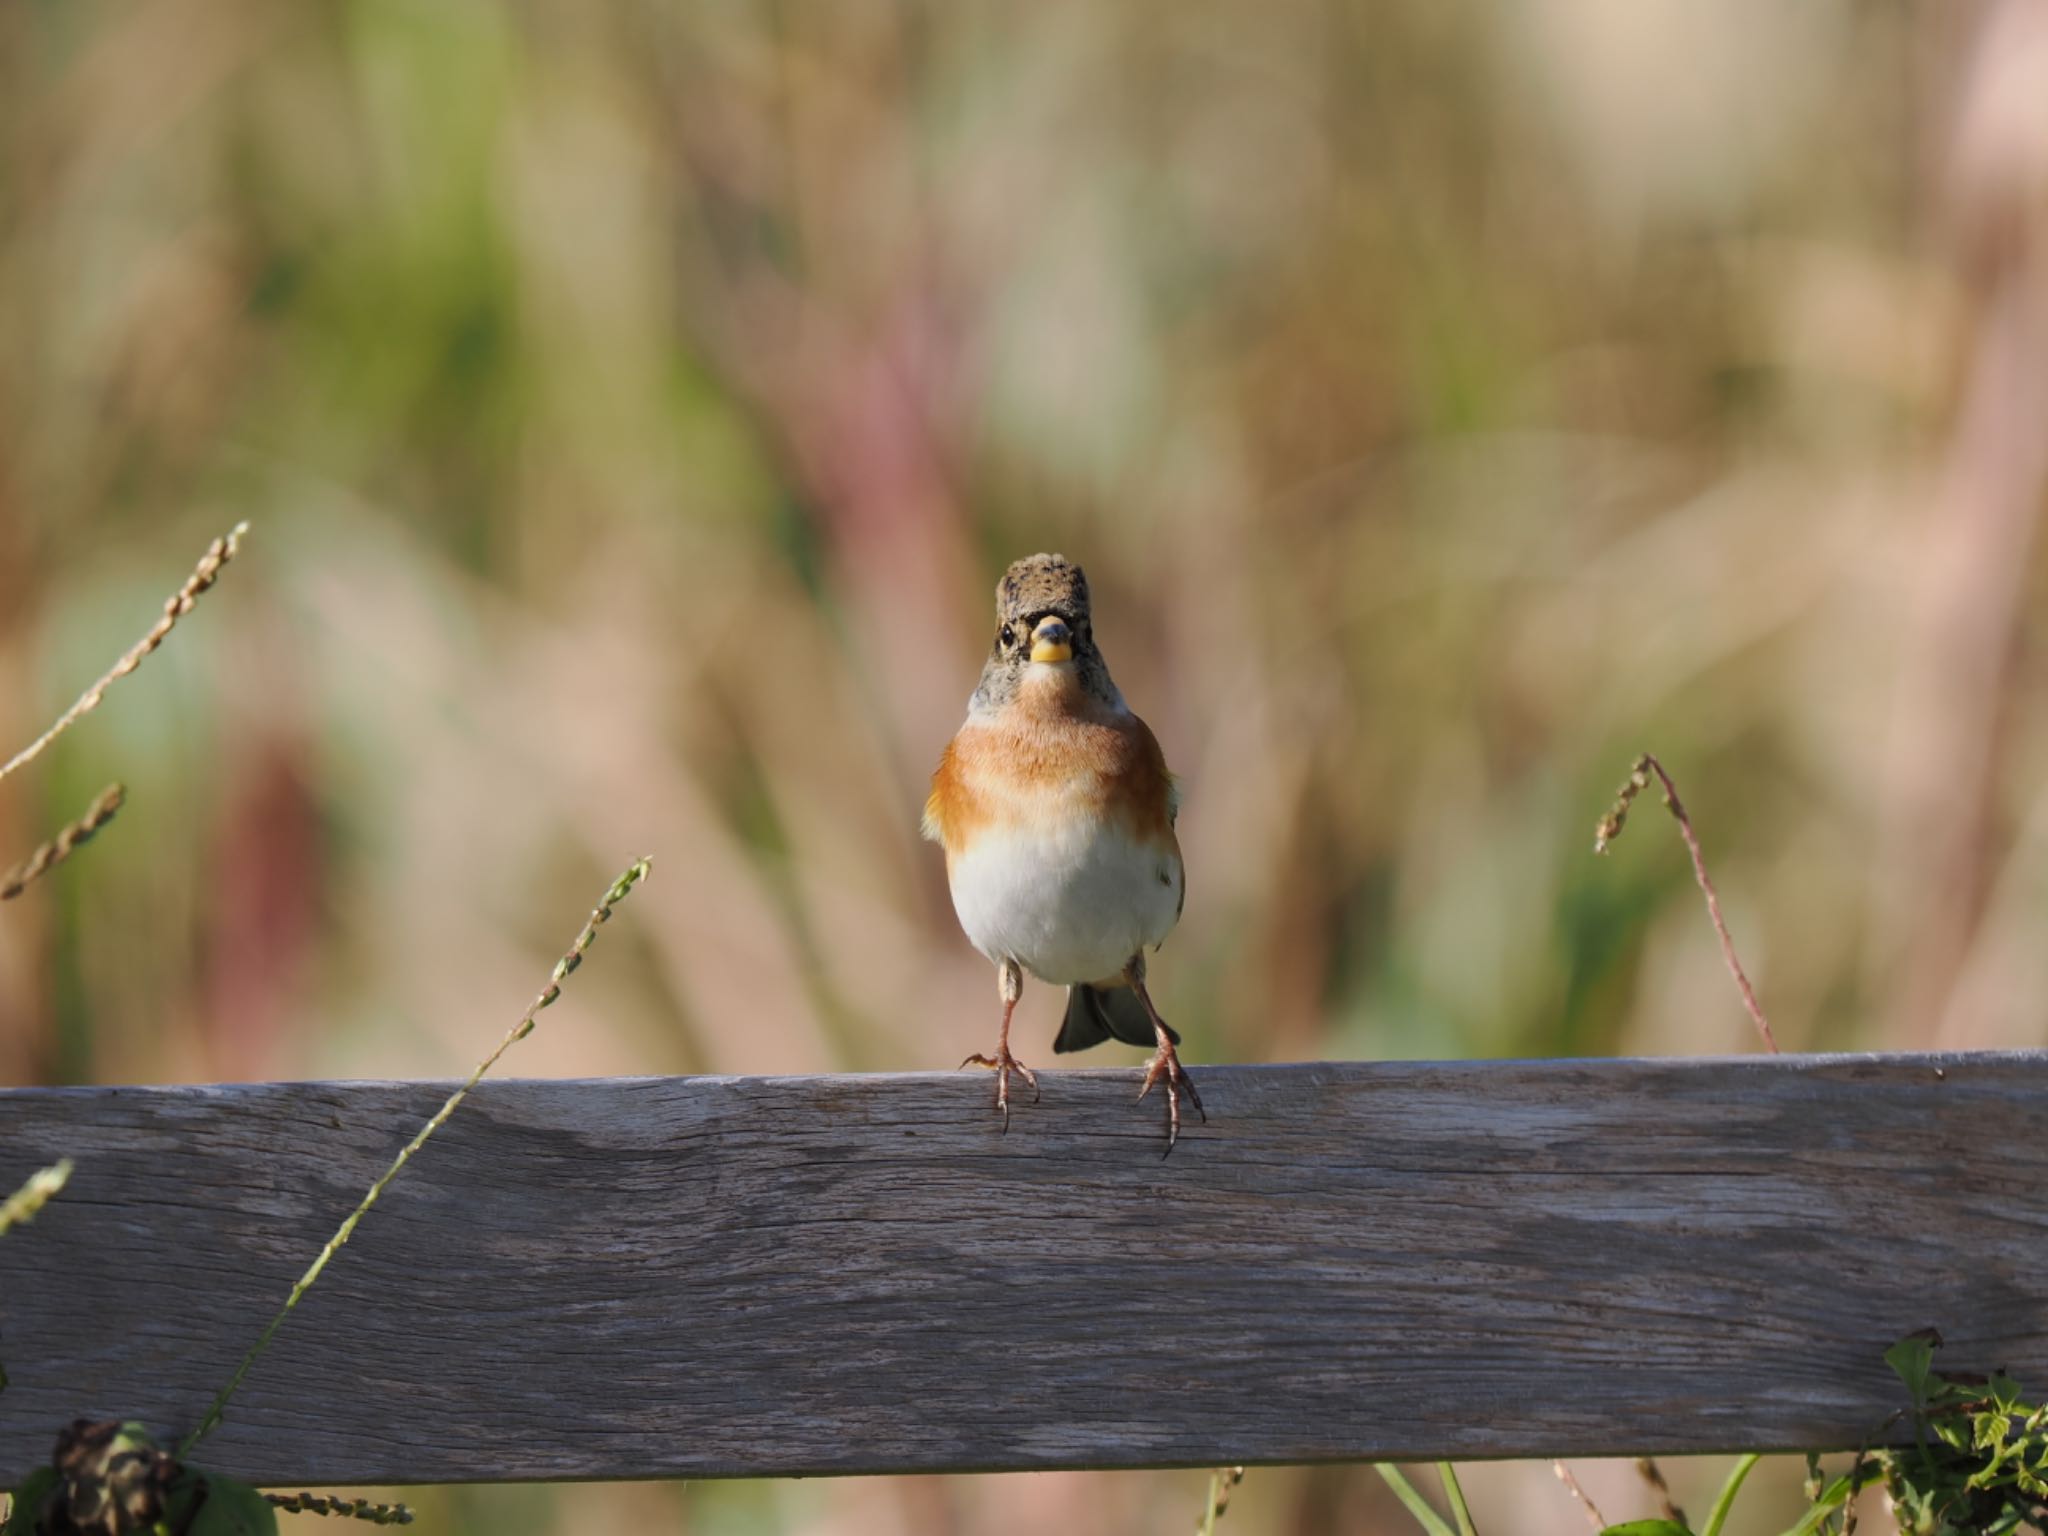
[1055,983,1177,1053]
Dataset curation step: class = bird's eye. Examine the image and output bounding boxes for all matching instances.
[1000,624,1015,649]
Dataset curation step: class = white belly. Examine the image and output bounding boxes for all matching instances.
[947,815,1183,984]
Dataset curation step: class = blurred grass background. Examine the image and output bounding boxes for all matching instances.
[4,0,2047,1531]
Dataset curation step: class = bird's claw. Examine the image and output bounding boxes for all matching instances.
[1137,1041,1205,1155]
[960,1048,1041,1129]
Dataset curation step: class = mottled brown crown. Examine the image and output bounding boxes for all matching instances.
[996,553,1090,625]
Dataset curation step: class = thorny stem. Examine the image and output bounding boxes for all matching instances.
[0,523,248,786]
[1595,752,1781,1054]
[178,857,653,1457]
[1550,1461,1606,1531]
[1,783,124,901]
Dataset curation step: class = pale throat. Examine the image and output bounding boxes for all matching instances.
[1018,660,1091,716]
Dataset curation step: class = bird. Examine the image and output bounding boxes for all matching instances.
[923,553,1204,1150]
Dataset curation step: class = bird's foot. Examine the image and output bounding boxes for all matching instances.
[1137,1038,1206,1155]
[960,1047,1041,1130]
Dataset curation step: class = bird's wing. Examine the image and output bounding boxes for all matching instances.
[1124,713,1185,929]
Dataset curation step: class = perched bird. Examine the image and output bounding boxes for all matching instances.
[923,553,1203,1150]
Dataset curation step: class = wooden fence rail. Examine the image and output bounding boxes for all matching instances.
[2,1054,2046,1488]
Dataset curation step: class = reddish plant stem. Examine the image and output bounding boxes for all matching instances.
[1635,1455,1686,1527]
[1551,1461,1606,1531]
[1596,752,1780,1055]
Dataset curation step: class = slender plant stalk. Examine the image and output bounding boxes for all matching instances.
[1551,1460,1606,1530]
[1595,751,1781,1054]
[265,1491,415,1524]
[1195,1466,1244,1535]
[1700,1452,1760,1536]
[1635,1455,1686,1527]
[0,1158,72,1391]
[1436,1463,1478,1536]
[0,1158,73,1234]
[0,522,248,786]
[1,783,124,901]
[1376,1465,1458,1536]
[177,857,653,1457]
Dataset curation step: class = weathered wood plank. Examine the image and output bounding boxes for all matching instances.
[2,1055,2045,1487]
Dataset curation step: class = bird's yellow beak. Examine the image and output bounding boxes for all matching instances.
[1029,616,1073,664]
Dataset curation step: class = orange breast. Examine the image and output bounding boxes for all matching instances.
[925,697,1178,857]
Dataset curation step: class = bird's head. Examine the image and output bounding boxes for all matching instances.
[993,553,1089,669]
[969,552,1122,716]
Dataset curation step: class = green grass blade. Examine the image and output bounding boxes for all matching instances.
[1700,1453,1761,1536]
[1437,1463,1479,1536]
[1376,1465,1458,1536]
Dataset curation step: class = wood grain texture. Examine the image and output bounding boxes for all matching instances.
[2,1055,2046,1487]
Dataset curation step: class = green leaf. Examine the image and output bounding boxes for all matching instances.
[1889,1482,1936,1527]
[1600,1522,1694,1535]
[1698,1452,1759,1536]
[1374,1465,1459,1536]
[1885,1331,1940,1410]
[1,1469,55,1536]
[184,1471,280,1536]
[1780,1455,1893,1536]
[1436,1463,1478,1536]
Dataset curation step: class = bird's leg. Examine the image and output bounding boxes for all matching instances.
[960,958,1039,1129]
[1125,956,1205,1154]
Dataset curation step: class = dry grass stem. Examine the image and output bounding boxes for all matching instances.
[178,855,653,1456]
[1634,1455,1686,1526]
[1550,1461,1607,1531]
[265,1491,415,1524]
[0,1158,74,1235]
[1196,1466,1245,1534]
[1595,752,1781,1054]
[0,521,248,785]
[1,783,125,901]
